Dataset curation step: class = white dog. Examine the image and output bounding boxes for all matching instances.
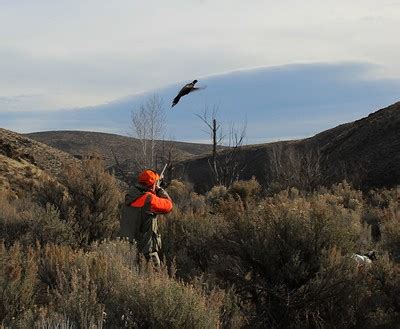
[351,251,377,266]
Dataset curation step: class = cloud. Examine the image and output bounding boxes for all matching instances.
[0,1,399,111]
[1,62,399,144]
[0,94,49,111]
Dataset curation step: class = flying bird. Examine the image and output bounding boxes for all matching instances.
[171,79,204,108]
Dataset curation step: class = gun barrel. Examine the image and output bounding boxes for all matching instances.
[160,163,168,179]
[156,163,168,188]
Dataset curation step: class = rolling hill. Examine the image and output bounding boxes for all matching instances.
[0,128,80,197]
[7,101,400,194]
[176,101,400,192]
[25,131,217,180]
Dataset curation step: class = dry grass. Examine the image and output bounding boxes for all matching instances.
[1,154,400,328]
[0,240,223,328]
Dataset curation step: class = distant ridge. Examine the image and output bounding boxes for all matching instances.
[177,101,400,191]
[26,130,215,174]
[0,128,79,197]
[19,101,400,192]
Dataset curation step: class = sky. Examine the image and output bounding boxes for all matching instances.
[1,0,400,141]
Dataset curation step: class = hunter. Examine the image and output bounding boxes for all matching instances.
[120,169,173,267]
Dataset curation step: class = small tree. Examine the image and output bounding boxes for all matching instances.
[131,94,166,170]
[267,144,323,191]
[36,157,122,246]
[195,105,223,181]
[196,105,247,187]
[216,122,247,187]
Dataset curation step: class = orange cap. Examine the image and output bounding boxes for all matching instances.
[138,169,159,187]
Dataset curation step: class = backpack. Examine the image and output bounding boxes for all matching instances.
[119,185,151,243]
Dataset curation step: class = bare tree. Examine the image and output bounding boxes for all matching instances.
[195,105,224,183]
[267,144,323,190]
[196,104,247,187]
[302,147,323,190]
[154,136,184,184]
[131,94,166,170]
[217,122,247,187]
[165,142,184,184]
[110,147,131,185]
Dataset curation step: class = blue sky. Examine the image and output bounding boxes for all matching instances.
[1,1,400,142]
[2,62,399,143]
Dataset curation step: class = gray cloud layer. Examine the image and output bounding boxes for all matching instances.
[2,63,399,143]
[1,0,400,112]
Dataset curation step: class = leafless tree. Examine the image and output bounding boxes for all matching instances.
[165,142,184,184]
[154,137,184,184]
[268,144,323,190]
[217,122,247,187]
[110,147,131,185]
[302,147,323,190]
[195,105,224,182]
[131,94,166,170]
[196,104,247,187]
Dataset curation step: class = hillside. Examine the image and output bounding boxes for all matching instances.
[313,102,400,188]
[25,130,215,176]
[0,128,79,197]
[20,101,400,192]
[177,101,400,191]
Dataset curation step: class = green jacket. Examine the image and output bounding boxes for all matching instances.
[120,184,170,255]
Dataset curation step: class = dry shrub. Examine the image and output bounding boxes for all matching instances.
[205,184,247,225]
[204,178,261,216]
[361,187,400,261]
[0,192,31,245]
[367,187,398,209]
[31,243,108,328]
[167,180,190,205]
[161,184,391,327]
[65,240,223,328]
[206,185,227,206]
[160,213,244,328]
[33,312,76,329]
[367,255,400,327]
[213,194,245,218]
[108,264,223,328]
[284,247,370,328]
[63,160,121,244]
[380,207,400,262]
[217,190,363,300]
[27,204,75,246]
[3,164,400,328]
[329,180,364,211]
[0,240,223,328]
[0,243,38,326]
[0,194,75,247]
[167,180,206,215]
[161,212,225,280]
[36,158,122,246]
[51,268,104,328]
[227,177,261,207]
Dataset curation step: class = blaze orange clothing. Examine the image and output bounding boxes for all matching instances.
[138,170,160,187]
[129,191,173,214]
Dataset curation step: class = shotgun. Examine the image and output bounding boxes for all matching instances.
[157,163,168,188]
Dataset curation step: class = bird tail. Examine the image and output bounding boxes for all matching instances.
[171,96,180,108]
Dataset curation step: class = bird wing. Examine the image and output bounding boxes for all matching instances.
[190,85,207,92]
[181,83,194,94]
